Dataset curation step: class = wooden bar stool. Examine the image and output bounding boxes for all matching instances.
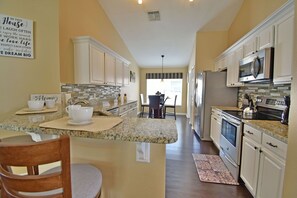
[0,135,102,198]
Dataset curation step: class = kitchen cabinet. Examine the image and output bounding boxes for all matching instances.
[241,125,262,196]
[119,101,137,117]
[273,12,294,84]
[116,59,123,86]
[240,124,287,198]
[210,108,222,149]
[123,63,130,86]
[226,47,244,87]
[89,44,105,84]
[243,36,257,57]
[104,53,116,85]
[73,36,130,85]
[258,26,274,50]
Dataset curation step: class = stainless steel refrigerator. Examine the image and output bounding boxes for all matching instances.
[194,71,238,141]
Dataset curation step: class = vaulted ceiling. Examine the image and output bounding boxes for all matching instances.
[98,0,244,68]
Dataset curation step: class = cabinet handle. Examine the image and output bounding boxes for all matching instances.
[214,117,217,121]
[266,142,278,148]
[254,146,258,150]
[247,130,254,135]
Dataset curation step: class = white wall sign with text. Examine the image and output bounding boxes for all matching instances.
[0,14,34,59]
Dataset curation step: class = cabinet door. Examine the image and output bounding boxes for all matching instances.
[273,13,294,84]
[116,59,123,86]
[256,148,285,198]
[210,115,221,149]
[243,37,257,57]
[240,136,261,196]
[123,63,130,86]
[227,47,243,87]
[90,44,105,84]
[258,26,274,50]
[104,53,116,85]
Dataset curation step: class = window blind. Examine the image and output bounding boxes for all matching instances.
[145,73,183,79]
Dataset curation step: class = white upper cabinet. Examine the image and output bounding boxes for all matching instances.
[90,44,105,84]
[227,47,244,87]
[243,36,257,57]
[273,12,294,84]
[73,36,130,86]
[123,63,130,86]
[104,53,116,85]
[116,59,123,86]
[258,25,275,50]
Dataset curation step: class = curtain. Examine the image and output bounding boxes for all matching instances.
[145,72,183,79]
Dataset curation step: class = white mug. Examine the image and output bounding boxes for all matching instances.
[71,107,93,123]
[65,105,81,119]
[45,99,56,109]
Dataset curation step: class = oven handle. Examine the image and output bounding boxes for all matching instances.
[222,115,241,127]
[220,147,238,167]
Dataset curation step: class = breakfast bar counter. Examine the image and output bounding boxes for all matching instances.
[0,106,177,198]
[0,107,177,144]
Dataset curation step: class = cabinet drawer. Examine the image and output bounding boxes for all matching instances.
[119,105,128,114]
[243,125,262,143]
[128,102,137,109]
[262,133,287,159]
[211,108,222,119]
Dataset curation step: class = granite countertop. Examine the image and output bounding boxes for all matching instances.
[0,105,177,144]
[242,120,288,143]
[212,106,242,111]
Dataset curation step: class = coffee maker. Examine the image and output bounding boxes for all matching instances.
[281,96,290,125]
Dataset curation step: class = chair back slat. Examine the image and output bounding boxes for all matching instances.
[0,135,72,198]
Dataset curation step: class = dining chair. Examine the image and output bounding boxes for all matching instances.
[140,93,149,117]
[0,135,102,198]
[164,95,177,120]
[148,95,163,119]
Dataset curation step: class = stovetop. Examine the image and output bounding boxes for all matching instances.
[223,96,287,122]
[222,110,281,121]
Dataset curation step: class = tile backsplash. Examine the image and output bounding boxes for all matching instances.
[61,84,121,105]
[238,84,291,108]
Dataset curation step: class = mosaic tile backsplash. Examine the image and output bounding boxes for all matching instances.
[61,84,121,105]
[238,84,291,108]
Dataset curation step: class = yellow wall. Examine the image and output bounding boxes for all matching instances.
[71,137,166,198]
[195,31,228,72]
[140,67,188,114]
[228,0,288,45]
[59,0,140,102]
[283,0,297,196]
[0,0,60,115]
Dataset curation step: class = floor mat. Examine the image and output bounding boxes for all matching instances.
[192,153,239,185]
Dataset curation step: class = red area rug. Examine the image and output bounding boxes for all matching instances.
[192,154,239,185]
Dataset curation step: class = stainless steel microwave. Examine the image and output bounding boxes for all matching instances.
[239,47,274,83]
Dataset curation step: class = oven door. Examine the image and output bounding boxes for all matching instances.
[220,115,242,164]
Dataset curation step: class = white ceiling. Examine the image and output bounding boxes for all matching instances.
[98,0,244,68]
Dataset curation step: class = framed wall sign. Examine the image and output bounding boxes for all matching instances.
[0,14,34,59]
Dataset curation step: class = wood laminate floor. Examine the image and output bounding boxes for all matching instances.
[165,115,253,198]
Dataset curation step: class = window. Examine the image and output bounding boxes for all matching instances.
[146,79,182,106]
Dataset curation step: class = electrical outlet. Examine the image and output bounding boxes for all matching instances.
[136,142,150,163]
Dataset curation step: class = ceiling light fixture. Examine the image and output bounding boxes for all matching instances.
[138,0,143,5]
[189,0,194,2]
[161,55,164,82]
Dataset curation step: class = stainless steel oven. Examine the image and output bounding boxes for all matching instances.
[219,112,242,182]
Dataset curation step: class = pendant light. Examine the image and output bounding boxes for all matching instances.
[161,55,164,82]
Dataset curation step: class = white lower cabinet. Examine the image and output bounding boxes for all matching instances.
[240,125,287,198]
[256,148,285,198]
[210,108,222,149]
[241,136,260,196]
